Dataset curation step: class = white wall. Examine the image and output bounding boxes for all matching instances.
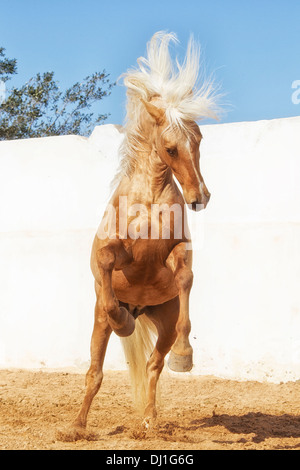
[0,118,299,382]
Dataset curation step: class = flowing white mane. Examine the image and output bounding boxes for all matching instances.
[123,31,219,131]
[113,31,220,187]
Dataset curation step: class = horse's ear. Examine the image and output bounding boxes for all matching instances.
[141,99,165,125]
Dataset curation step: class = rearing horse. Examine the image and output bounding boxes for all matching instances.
[62,32,218,440]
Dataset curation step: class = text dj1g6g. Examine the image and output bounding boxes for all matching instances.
[149,454,194,466]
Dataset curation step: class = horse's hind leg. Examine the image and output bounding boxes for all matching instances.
[143,297,179,427]
[57,288,112,441]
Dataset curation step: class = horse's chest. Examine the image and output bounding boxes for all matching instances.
[112,240,178,304]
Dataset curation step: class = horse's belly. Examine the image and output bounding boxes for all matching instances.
[112,265,178,306]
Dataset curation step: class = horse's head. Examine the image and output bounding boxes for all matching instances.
[143,99,211,211]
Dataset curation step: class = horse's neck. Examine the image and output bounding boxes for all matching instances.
[132,147,173,200]
[119,114,181,203]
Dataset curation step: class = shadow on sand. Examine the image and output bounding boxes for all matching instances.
[192,412,300,447]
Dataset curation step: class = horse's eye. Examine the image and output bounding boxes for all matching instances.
[166,147,177,157]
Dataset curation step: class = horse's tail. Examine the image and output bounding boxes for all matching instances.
[120,314,157,413]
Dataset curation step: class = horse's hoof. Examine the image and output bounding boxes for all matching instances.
[168,351,193,372]
[55,425,98,442]
[131,417,154,440]
[142,417,153,431]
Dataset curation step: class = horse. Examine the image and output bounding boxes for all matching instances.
[59,31,219,441]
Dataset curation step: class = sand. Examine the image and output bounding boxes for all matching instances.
[0,369,299,450]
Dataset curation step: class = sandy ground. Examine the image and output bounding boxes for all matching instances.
[0,368,299,450]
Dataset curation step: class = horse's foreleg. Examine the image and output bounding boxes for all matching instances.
[166,242,194,372]
[97,242,135,337]
[143,298,179,427]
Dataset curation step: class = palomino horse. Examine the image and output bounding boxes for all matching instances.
[60,32,218,440]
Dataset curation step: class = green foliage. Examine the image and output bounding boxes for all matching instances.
[0,47,17,82]
[0,48,115,140]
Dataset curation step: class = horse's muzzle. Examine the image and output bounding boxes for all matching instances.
[189,191,210,211]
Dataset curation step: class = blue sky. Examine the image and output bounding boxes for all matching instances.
[1,0,299,127]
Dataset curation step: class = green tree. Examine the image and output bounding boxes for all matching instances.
[0,47,17,82]
[0,48,115,140]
